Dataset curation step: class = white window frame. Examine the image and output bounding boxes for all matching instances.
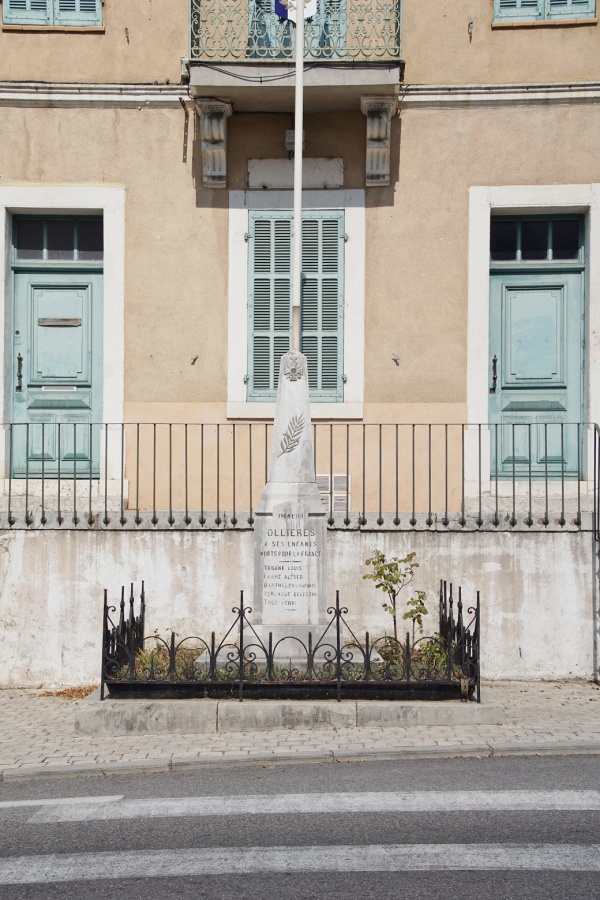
[0,185,125,479]
[467,183,600,484]
[227,189,365,419]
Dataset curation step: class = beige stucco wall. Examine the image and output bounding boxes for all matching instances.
[402,0,600,85]
[0,0,186,84]
[1,97,600,420]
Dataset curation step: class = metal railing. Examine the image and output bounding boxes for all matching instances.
[101,580,480,702]
[0,421,598,532]
[190,0,401,62]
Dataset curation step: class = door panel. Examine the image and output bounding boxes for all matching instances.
[12,272,102,477]
[489,273,583,478]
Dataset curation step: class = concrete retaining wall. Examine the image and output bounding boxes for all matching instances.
[0,528,596,686]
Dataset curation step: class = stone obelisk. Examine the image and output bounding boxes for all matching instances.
[254,350,326,640]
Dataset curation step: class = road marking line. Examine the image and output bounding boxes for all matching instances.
[29,790,600,823]
[1,844,600,883]
[0,795,123,810]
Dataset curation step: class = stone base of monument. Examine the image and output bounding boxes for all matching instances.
[76,691,504,736]
[254,481,327,642]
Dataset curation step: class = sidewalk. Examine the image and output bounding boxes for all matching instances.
[1,681,599,782]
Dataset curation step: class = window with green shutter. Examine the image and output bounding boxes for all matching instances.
[494,0,595,18]
[3,0,102,26]
[247,210,344,402]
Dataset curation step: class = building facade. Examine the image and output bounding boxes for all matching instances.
[0,0,599,686]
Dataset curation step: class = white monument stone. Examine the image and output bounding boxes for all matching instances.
[254,350,327,640]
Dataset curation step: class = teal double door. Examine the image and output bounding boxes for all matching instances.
[12,271,103,477]
[489,272,584,478]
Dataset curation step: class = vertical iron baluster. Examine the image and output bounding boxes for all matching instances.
[168,423,173,526]
[231,424,237,527]
[25,423,31,525]
[394,423,399,526]
[559,423,565,527]
[7,425,14,526]
[476,424,482,527]
[184,424,190,526]
[345,423,350,527]
[510,423,516,527]
[426,424,433,527]
[58,423,63,526]
[335,591,342,702]
[215,424,221,526]
[152,424,157,526]
[41,422,46,526]
[135,424,141,526]
[120,423,126,526]
[492,424,499,526]
[87,423,92,526]
[576,423,581,528]
[526,423,532,527]
[264,423,268,485]
[442,424,448,527]
[410,424,416,527]
[459,424,465,527]
[200,423,205,526]
[329,423,334,526]
[543,423,549,526]
[596,427,599,542]
[238,592,244,703]
[313,423,317,482]
[248,423,254,526]
[103,422,109,525]
[360,424,366,526]
[377,424,383,526]
[73,423,78,526]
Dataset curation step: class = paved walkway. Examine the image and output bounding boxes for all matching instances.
[0,681,599,781]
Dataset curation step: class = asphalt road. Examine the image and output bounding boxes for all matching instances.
[0,755,599,899]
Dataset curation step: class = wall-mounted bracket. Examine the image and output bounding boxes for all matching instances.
[194,99,233,189]
[360,96,397,188]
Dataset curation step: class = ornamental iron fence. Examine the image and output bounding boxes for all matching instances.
[190,0,401,62]
[101,580,481,702]
[0,421,598,532]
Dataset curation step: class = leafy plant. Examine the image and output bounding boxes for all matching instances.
[363,550,428,642]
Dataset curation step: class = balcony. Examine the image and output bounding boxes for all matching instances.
[188,0,403,112]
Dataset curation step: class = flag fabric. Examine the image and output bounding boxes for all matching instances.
[274,0,318,23]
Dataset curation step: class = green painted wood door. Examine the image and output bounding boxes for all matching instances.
[12,271,103,477]
[489,272,583,478]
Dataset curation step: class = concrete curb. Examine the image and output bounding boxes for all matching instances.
[2,739,600,781]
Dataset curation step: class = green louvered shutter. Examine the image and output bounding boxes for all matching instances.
[495,0,541,18]
[3,0,50,25]
[55,0,102,26]
[300,211,344,401]
[248,212,292,400]
[548,0,595,16]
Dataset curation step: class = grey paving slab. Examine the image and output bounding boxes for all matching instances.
[0,681,599,781]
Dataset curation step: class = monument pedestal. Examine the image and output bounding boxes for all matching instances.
[254,482,326,641]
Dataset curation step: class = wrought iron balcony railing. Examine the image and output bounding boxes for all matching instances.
[190,0,401,62]
[0,421,598,533]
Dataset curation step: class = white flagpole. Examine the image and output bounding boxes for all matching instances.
[291,0,304,352]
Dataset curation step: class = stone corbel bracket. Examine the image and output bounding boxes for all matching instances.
[195,99,233,189]
[360,96,398,188]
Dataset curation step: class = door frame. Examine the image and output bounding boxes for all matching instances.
[467,183,600,483]
[0,186,125,482]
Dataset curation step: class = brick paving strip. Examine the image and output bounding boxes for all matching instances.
[0,681,599,781]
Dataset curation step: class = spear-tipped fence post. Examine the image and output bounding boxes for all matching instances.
[239,591,244,702]
[169,631,176,682]
[335,591,342,702]
[100,588,108,701]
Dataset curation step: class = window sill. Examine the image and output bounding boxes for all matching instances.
[492,18,597,28]
[2,24,105,33]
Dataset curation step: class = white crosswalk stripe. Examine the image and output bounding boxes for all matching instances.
[0,795,123,810]
[27,789,600,824]
[1,844,600,884]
